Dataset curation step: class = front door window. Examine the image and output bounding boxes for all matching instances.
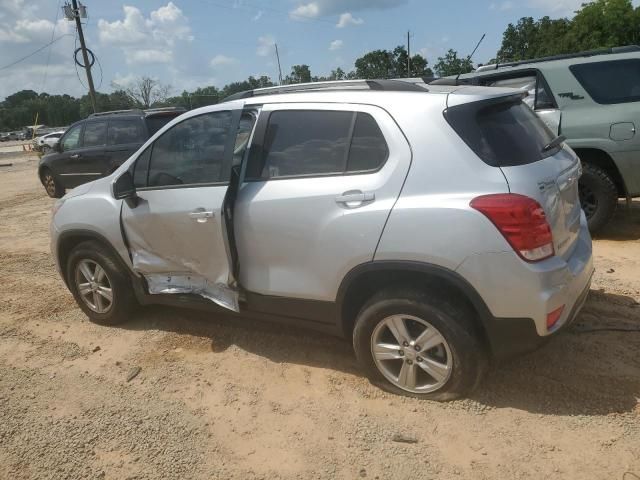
[61,124,82,151]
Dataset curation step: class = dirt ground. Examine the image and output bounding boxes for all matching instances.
[1,152,639,480]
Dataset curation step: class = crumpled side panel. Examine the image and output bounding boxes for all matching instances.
[145,273,239,312]
[120,185,238,311]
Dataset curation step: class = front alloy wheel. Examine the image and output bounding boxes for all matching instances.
[74,259,114,314]
[371,315,452,393]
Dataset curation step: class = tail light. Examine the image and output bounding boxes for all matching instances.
[470,193,554,262]
[546,305,565,329]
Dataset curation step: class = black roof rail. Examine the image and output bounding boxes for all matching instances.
[429,77,474,86]
[222,79,428,102]
[89,109,143,117]
[143,106,186,115]
[475,44,640,72]
[88,106,186,118]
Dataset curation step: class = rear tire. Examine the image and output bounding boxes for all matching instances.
[40,168,64,198]
[66,241,137,326]
[352,288,487,401]
[579,163,618,234]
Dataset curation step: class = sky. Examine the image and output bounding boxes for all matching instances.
[0,0,601,100]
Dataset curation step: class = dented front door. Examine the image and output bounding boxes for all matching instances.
[121,108,242,311]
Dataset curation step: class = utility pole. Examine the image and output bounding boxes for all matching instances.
[407,30,411,77]
[68,0,97,112]
[274,43,283,85]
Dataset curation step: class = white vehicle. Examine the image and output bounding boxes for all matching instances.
[35,131,65,152]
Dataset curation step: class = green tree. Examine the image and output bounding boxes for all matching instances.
[220,75,275,99]
[354,46,432,79]
[434,49,474,77]
[495,0,640,62]
[568,0,640,50]
[286,64,312,84]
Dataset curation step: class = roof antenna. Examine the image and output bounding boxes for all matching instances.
[455,33,485,85]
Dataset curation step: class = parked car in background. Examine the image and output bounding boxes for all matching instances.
[1,131,21,141]
[438,45,640,232]
[38,107,186,198]
[34,131,65,153]
[49,80,593,400]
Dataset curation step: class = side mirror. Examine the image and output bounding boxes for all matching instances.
[53,141,62,153]
[113,171,137,202]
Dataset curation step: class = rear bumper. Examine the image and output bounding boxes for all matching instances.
[484,276,591,360]
[457,212,594,359]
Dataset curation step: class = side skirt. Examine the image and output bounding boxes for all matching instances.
[131,276,342,337]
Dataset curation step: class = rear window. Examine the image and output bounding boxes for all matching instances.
[570,59,640,104]
[444,97,557,167]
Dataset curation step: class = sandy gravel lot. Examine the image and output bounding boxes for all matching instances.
[1,153,639,480]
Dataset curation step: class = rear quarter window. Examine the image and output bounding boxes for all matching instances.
[444,97,557,167]
[569,59,640,104]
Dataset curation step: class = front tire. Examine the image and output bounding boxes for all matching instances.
[353,288,487,401]
[579,163,618,233]
[67,241,137,325]
[40,168,64,198]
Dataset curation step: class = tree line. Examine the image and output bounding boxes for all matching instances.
[1,0,637,131]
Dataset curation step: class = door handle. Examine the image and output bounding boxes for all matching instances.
[189,209,214,223]
[335,191,375,207]
[70,154,80,159]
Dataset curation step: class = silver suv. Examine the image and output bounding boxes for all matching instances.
[446,45,640,232]
[50,80,593,400]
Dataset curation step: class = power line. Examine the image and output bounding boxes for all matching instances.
[42,0,62,91]
[0,34,73,71]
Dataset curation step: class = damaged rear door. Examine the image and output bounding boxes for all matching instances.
[120,108,244,311]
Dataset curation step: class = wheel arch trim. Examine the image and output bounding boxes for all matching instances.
[336,260,495,337]
[56,229,134,287]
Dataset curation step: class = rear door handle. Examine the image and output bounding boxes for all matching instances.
[70,154,81,159]
[189,209,214,223]
[335,191,375,207]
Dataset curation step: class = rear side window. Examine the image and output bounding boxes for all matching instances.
[83,121,107,147]
[254,110,388,179]
[261,110,352,177]
[146,114,180,136]
[108,119,144,145]
[445,97,557,167]
[570,59,640,104]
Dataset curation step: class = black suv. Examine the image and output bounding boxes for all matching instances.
[38,107,185,198]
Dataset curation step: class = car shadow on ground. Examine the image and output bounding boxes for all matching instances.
[121,289,640,416]
[592,200,640,241]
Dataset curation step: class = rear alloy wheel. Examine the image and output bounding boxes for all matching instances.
[353,288,487,401]
[371,315,453,393]
[41,169,64,198]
